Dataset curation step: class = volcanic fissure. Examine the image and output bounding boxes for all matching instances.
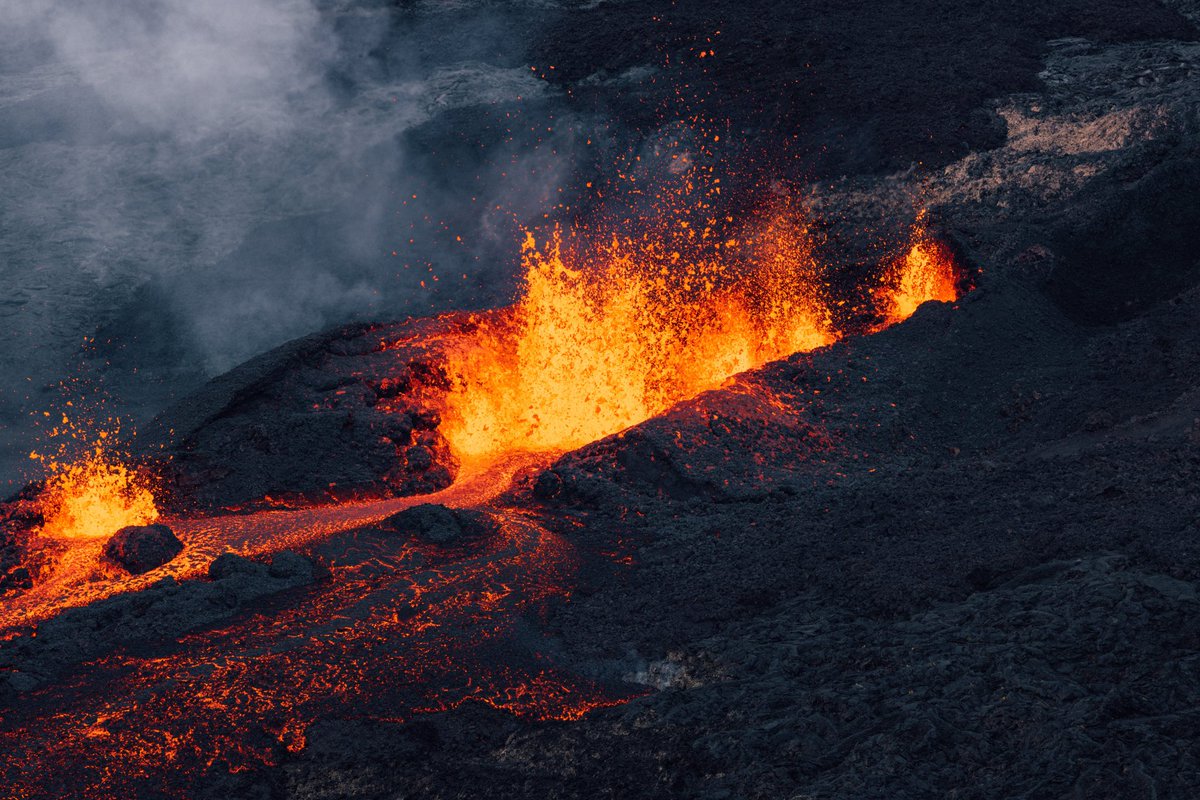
[1,193,963,797]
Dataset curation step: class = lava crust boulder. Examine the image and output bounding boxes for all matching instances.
[207,552,262,581]
[144,319,468,512]
[378,504,495,545]
[104,524,184,574]
[208,551,314,583]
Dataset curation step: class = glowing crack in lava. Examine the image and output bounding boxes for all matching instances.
[0,510,634,799]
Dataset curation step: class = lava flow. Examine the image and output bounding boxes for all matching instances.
[0,508,635,798]
[0,451,549,633]
[0,180,962,798]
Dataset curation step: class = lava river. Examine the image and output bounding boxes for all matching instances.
[0,451,551,633]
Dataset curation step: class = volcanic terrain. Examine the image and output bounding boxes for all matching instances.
[3,1,1200,798]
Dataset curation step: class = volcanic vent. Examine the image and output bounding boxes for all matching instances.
[1,187,965,628]
[108,188,965,514]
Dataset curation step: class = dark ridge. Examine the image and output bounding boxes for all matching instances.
[534,0,1197,178]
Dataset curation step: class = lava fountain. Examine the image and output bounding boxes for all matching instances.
[879,211,961,327]
[440,197,959,466]
[29,416,159,541]
[440,205,837,464]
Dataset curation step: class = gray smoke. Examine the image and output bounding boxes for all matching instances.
[0,0,592,485]
[16,0,333,139]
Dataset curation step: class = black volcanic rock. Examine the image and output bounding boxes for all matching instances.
[209,551,314,583]
[1047,157,1200,324]
[0,491,42,591]
[104,524,183,575]
[0,552,319,694]
[378,504,495,545]
[207,552,261,581]
[404,444,434,471]
[268,551,314,580]
[542,381,836,505]
[143,317,473,512]
[1,566,32,592]
[533,0,1193,179]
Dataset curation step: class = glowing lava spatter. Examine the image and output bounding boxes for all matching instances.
[30,416,158,541]
[439,199,961,465]
[879,212,961,326]
[441,204,837,463]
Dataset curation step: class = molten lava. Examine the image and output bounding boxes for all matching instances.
[0,505,638,798]
[441,209,836,463]
[880,214,960,326]
[0,178,966,798]
[439,200,961,465]
[31,423,158,541]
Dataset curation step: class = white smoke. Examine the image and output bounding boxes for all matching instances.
[0,0,573,368]
[35,0,333,140]
[0,0,589,485]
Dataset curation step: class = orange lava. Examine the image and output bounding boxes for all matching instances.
[3,451,630,798]
[441,207,836,463]
[29,415,159,541]
[879,213,960,326]
[0,504,639,798]
[36,450,158,541]
[0,185,966,797]
[0,451,549,634]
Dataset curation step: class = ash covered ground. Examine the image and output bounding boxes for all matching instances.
[4,0,1200,798]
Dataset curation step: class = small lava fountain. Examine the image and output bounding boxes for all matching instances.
[34,442,158,541]
[879,212,961,327]
[30,415,159,541]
